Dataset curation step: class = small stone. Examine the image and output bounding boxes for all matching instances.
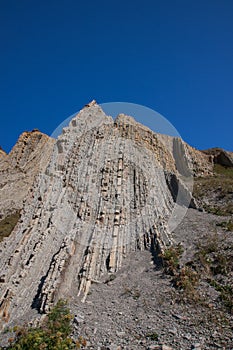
[107,344,121,350]
[116,331,125,337]
[74,314,84,324]
[184,333,192,340]
[172,313,186,320]
[168,328,177,335]
[147,345,160,350]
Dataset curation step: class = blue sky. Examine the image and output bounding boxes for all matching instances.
[0,0,233,153]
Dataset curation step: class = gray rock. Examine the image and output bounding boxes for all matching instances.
[74,314,84,324]
[0,130,55,220]
[1,101,187,325]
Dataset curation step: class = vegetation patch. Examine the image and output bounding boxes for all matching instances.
[216,219,233,231]
[209,280,233,315]
[196,233,233,276]
[193,164,233,216]
[145,332,159,341]
[160,244,183,276]
[203,204,233,216]
[172,266,199,295]
[161,232,233,309]
[214,164,233,177]
[161,245,200,300]
[195,232,233,313]
[3,300,86,349]
[0,211,20,242]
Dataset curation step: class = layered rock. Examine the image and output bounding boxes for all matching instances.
[0,101,203,328]
[0,130,55,220]
[157,134,214,178]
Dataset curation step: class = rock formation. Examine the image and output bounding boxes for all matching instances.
[0,130,55,220]
[156,134,214,178]
[202,147,233,167]
[0,101,215,329]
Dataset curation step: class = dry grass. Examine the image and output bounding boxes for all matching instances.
[161,245,200,300]
[196,232,233,314]
[193,164,233,216]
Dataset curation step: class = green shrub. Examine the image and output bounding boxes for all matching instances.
[145,332,159,341]
[0,212,20,242]
[214,164,233,177]
[203,204,233,216]
[5,300,86,349]
[216,220,233,232]
[193,164,233,216]
[209,280,233,314]
[161,245,200,300]
[173,266,199,295]
[160,244,183,275]
[196,233,232,276]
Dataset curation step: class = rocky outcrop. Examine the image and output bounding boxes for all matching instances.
[156,134,214,178]
[202,147,233,167]
[0,130,55,220]
[0,102,194,328]
[183,143,214,176]
[0,101,216,329]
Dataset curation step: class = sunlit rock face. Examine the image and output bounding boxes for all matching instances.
[0,130,55,220]
[0,101,206,327]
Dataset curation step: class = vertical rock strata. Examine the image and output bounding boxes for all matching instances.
[0,102,196,327]
[0,131,55,220]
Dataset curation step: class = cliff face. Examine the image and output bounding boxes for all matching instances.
[0,130,55,220]
[0,102,215,328]
[156,134,214,178]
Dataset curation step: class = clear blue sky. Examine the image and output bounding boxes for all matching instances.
[1,0,233,153]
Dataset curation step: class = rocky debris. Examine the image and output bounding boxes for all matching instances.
[0,130,55,220]
[0,102,197,328]
[67,209,232,350]
[202,148,233,168]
